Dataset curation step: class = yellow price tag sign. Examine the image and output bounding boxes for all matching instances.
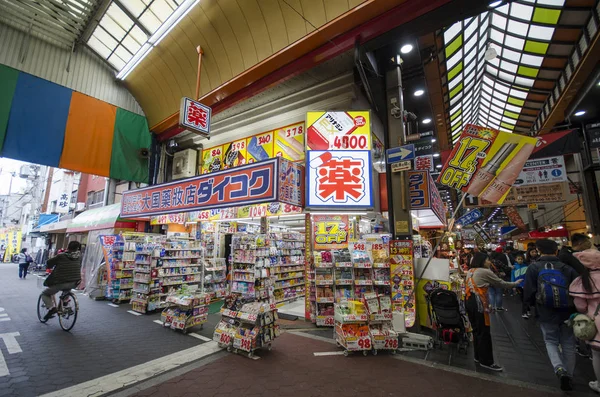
[312,215,349,249]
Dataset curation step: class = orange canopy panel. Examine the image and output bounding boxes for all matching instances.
[60,92,117,177]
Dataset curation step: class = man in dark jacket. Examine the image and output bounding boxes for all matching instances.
[42,241,82,320]
[524,239,579,391]
[558,233,590,275]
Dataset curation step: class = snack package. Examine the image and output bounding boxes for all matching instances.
[379,296,392,313]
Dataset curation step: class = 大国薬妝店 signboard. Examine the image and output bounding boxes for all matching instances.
[306,111,371,151]
[513,156,566,186]
[389,240,415,327]
[179,97,211,137]
[306,150,373,208]
[408,170,445,228]
[504,206,527,230]
[464,182,567,208]
[312,215,349,250]
[120,158,303,218]
[438,124,537,204]
[455,209,483,227]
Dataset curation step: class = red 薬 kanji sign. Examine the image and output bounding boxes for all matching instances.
[179,97,212,137]
[306,150,372,208]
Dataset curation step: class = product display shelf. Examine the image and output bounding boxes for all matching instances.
[156,241,205,307]
[130,237,165,313]
[108,242,136,303]
[352,246,375,301]
[314,251,335,326]
[363,292,398,355]
[203,258,227,300]
[160,287,209,334]
[213,295,280,358]
[334,303,371,356]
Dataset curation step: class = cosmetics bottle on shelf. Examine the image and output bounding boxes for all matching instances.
[466,142,517,196]
[479,143,535,203]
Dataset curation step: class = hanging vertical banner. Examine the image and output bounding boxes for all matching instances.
[274,122,305,161]
[56,172,74,213]
[505,206,527,230]
[179,97,211,137]
[389,240,415,327]
[438,124,537,204]
[306,150,373,208]
[306,111,371,151]
[312,215,349,250]
[473,223,492,244]
[98,234,123,297]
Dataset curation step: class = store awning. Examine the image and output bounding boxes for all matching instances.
[408,171,446,228]
[67,203,138,233]
[40,218,72,234]
[528,229,569,239]
[31,213,60,232]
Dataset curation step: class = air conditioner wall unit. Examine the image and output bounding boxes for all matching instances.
[172,149,198,180]
[75,202,86,212]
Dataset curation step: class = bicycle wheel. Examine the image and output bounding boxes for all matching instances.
[37,294,49,323]
[58,292,78,332]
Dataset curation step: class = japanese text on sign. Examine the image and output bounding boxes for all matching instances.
[455,209,483,227]
[306,111,371,151]
[179,97,211,137]
[389,240,415,328]
[312,215,349,249]
[307,150,373,208]
[121,158,301,217]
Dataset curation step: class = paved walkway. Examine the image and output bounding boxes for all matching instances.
[130,332,558,397]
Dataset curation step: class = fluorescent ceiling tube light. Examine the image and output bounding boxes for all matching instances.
[117,43,153,80]
[574,110,586,116]
[308,211,367,216]
[400,44,413,54]
[414,89,424,97]
[422,118,432,124]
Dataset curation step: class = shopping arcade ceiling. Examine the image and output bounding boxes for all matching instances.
[437,0,599,145]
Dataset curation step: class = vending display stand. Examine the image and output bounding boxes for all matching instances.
[334,302,371,356]
[364,292,398,355]
[213,294,280,358]
[160,287,209,334]
[204,258,227,299]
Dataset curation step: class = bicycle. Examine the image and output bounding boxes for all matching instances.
[37,288,79,331]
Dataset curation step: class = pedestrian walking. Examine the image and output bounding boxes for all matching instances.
[17,248,33,279]
[524,239,578,391]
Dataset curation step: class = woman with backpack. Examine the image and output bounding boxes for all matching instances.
[17,248,33,279]
[465,252,523,371]
[569,248,600,393]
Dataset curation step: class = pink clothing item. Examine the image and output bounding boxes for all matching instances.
[569,249,600,349]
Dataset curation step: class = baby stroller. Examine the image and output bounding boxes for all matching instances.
[428,288,469,353]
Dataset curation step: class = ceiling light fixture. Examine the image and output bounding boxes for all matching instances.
[422,118,432,124]
[433,153,440,157]
[431,138,436,143]
[574,110,586,116]
[400,44,413,54]
[414,89,424,97]
[436,164,442,168]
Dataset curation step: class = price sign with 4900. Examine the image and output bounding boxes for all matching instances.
[440,137,490,189]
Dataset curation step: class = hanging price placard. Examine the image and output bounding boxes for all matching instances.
[312,215,349,249]
[389,240,415,328]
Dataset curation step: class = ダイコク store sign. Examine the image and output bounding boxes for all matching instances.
[120,158,303,218]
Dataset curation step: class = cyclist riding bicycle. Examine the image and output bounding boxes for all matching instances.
[42,241,82,321]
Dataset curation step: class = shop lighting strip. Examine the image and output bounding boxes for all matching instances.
[116,0,200,80]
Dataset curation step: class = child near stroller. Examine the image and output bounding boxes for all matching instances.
[428,288,470,353]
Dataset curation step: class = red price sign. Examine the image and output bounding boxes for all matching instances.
[258,134,271,145]
[324,317,334,326]
[354,116,366,126]
[219,333,231,344]
[240,338,252,351]
[285,125,303,137]
[357,338,371,349]
[249,205,266,218]
[333,135,368,150]
[371,243,384,251]
[353,243,366,251]
[211,148,222,156]
[384,338,398,349]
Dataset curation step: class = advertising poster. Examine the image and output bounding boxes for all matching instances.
[505,206,527,230]
[246,131,274,163]
[513,156,566,186]
[455,209,483,227]
[312,215,349,250]
[306,150,373,208]
[465,182,567,207]
[438,124,538,204]
[0,229,21,262]
[274,122,305,161]
[416,279,451,328]
[98,234,123,286]
[306,111,371,151]
[222,139,247,169]
[389,240,415,327]
[201,145,222,174]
